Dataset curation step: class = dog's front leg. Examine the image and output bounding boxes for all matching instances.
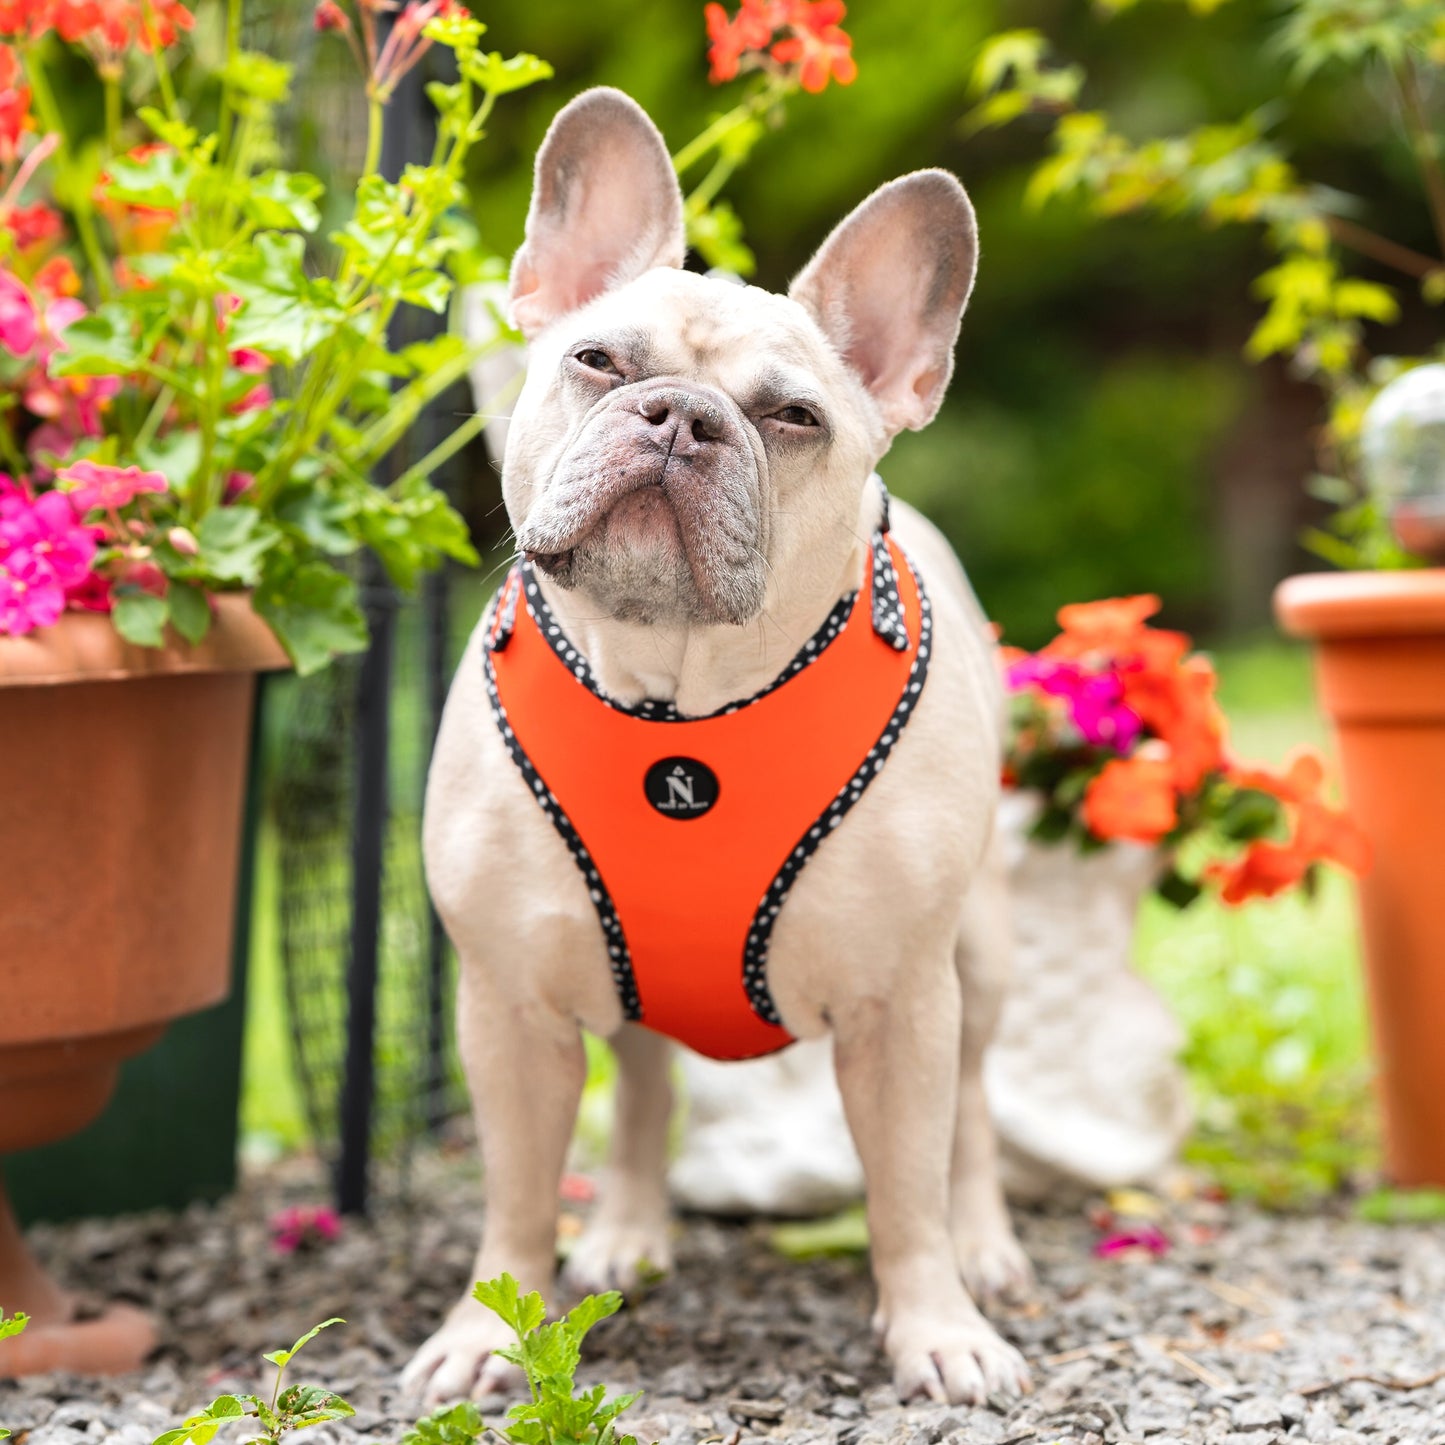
[833,977,1031,1405]
[401,962,587,1407]
[563,1024,675,1295]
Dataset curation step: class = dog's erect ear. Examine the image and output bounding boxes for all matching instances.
[789,170,978,436]
[509,88,685,340]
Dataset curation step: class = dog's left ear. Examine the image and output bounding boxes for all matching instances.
[510,87,686,340]
[790,170,977,437]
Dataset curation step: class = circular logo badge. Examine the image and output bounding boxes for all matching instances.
[644,756,720,820]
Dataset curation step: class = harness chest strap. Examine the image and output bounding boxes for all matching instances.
[482,525,933,1061]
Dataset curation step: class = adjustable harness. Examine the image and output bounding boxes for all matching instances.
[482,486,932,1061]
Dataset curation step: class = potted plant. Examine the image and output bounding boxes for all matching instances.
[990,594,1368,1194]
[964,1,1445,1187]
[0,0,547,1372]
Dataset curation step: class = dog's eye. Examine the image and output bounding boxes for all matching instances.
[773,405,819,427]
[574,348,621,376]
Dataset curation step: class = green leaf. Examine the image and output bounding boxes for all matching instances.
[112,589,170,648]
[243,170,325,233]
[473,1274,545,1335]
[399,1402,486,1445]
[262,1317,345,1369]
[276,487,357,554]
[0,1310,29,1340]
[102,145,190,210]
[254,563,368,676]
[197,507,282,585]
[168,582,213,645]
[562,1291,622,1341]
[1356,1187,1445,1224]
[1155,868,1204,910]
[221,50,292,103]
[462,51,553,95]
[770,1205,869,1259]
[48,308,142,376]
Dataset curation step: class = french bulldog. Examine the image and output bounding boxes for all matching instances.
[403,86,1034,1408]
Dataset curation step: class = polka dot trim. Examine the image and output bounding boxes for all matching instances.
[479,598,643,1021]
[743,552,933,1026]
[869,529,909,652]
[484,569,522,653]
[520,564,858,722]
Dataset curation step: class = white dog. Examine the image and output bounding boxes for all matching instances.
[404,86,1033,1409]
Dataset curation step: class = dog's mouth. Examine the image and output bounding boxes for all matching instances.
[524,547,575,580]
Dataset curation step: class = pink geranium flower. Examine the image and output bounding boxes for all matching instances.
[1,489,97,587]
[0,269,37,355]
[59,460,169,514]
[229,346,270,374]
[0,548,67,634]
[1093,1224,1171,1259]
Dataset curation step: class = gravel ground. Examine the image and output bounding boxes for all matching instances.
[5,1149,1445,1445]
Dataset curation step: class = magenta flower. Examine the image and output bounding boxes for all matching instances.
[0,270,37,355]
[1,490,98,588]
[0,549,67,635]
[229,382,273,415]
[1092,1224,1171,1259]
[59,460,169,514]
[229,346,270,374]
[269,1204,343,1254]
[1007,655,1143,752]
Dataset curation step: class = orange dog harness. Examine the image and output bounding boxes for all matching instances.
[482,493,932,1061]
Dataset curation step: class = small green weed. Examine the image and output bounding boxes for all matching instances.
[1,1310,32,1440]
[404,1275,642,1445]
[152,1319,352,1445]
[1356,1188,1445,1225]
[144,1278,639,1445]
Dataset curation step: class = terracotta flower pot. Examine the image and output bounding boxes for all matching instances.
[0,596,287,1376]
[1275,569,1445,1186]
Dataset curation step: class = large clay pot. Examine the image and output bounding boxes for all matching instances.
[1275,569,1445,1186]
[0,597,287,1375]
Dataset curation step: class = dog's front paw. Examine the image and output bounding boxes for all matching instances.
[953,1222,1035,1306]
[562,1215,674,1296]
[884,1313,1031,1406]
[400,1301,526,1409]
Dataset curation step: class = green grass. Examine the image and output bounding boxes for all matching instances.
[239,637,1376,1208]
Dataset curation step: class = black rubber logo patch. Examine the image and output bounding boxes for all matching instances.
[644,757,720,820]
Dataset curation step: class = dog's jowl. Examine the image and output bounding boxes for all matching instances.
[404,86,1034,1409]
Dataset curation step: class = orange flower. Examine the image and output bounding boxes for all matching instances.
[33,253,79,297]
[1227,747,1327,805]
[1121,654,1226,793]
[1083,756,1179,844]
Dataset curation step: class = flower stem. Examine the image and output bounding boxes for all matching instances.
[103,76,122,153]
[362,94,385,179]
[217,0,243,157]
[1397,59,1445,261]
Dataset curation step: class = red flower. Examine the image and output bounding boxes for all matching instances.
[770,6,855,92]
[6,200,62,251]
[313,0,349,30]
[704,0,855,90]
[0,42,31,163]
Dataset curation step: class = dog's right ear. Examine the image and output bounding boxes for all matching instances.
[509,88,685,340]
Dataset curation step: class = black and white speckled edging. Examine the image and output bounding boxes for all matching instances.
[479,594,643,1021]
[519,564,858,722]
[742,555,934,1026]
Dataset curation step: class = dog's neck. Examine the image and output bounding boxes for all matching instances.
[532,485,882,719]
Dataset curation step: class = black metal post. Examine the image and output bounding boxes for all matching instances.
[423,564,451,1132]
[336,557,396,1216]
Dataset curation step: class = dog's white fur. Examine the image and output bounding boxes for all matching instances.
[404,87,1033,1408]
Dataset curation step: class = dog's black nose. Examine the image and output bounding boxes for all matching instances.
[638,387,725,449]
